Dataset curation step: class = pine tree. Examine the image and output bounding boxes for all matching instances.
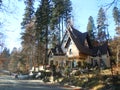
[35,0,51,65]
[8,48,19,72]
[113,7,120,65]
[21,0,34,29]
[87,16,96,47]
[97,7,109,44]
[50,0,72,44]
[113,6,120,36]
[21,0,35,70]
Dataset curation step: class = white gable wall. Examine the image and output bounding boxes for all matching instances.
[66,40,79,58]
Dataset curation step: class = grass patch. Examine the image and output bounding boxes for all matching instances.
[59,69,120,90]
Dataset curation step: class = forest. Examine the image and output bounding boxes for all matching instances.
[0,0,120,74]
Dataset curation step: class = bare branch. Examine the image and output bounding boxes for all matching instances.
[103,0,120,11]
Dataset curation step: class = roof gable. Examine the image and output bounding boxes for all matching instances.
[61,25,111,57]
[66,25,92,55]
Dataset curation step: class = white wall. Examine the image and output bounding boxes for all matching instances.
[66,40,79,58]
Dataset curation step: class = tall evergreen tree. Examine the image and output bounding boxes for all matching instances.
[87,16,96,47]
[8,48,19,72]
[113,7,120,64]
[113,6,120,36]
[35,0,51,65]
[21,0,34,29]
[97,7,109,44]
[50,0,72,44]
[21,0,35,70]
[21,21,36,70]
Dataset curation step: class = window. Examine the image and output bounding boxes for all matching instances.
[69,49,72,55]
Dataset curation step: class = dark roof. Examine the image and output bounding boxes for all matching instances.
[68,26,92,55]
[49,45,65,56]
[67,25,111,56]
[91,42,112,57]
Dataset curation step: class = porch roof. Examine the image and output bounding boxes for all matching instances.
[50,55,67,61]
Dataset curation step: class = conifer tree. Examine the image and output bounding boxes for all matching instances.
[50,0,72,44]
[8,48,19,72]
[97,7,109,44]
[21,0,34,29]
[21,0,35,70]
[35,0,51,65]
[87,16,96,47]
[113,7,120,64]
[113,6,120,36]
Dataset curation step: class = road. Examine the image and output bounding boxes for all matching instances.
[0,74,71,90]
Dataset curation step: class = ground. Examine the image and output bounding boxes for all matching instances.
[0,68,120,90]
[0,73,71,90]
[60,68,120,90]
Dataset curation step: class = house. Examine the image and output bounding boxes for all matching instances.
[48,45,67,67]
[48,24,112,69]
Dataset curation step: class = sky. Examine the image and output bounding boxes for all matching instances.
[0,0,117,52]
[71,0,115,35]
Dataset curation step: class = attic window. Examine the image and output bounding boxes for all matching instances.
[69,49,72,55]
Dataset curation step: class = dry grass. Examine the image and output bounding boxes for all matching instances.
[60,68,120,90]
[91,84,104,90]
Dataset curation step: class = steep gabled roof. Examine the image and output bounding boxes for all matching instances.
[67,25,93,55]
[66,25,111,56]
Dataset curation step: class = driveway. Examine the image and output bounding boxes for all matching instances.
[0,72,72,90]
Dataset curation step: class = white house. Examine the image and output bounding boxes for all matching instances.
[48,24,112,69]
